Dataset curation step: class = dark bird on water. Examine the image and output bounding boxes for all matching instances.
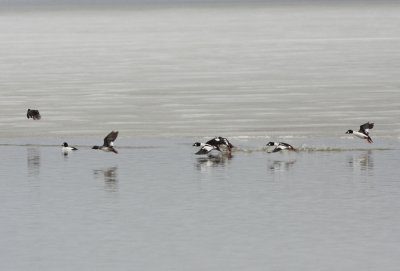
[92,131,119,154]
[27,109,41,120]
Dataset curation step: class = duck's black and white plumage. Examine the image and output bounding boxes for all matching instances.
[26,109,41,120]
[266,142,296,153]
[207,137,233,150]
[193,137,233,152]
[62,142,78,154]
[194,144,221,155]
[92,131,119,154]
[346,122,374,143]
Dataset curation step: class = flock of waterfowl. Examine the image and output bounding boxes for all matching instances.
[27,109,375,156]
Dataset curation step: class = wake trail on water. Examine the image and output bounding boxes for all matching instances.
[0,143,396,153]
[232,146,394,153]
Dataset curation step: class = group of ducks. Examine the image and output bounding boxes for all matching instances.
[192,122,374,155]
[28,109,119,155]
[27,109,375,156]
[62,131,119,154]
[191,136,296,155]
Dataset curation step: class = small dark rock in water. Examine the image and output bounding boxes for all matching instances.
[27,109,41,120]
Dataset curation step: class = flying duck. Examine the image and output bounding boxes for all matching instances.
[193,137,233,152]
[62,142,78,154]
[194,144,221,155]
[26,109,41,120]
[92,131,119,153]
[346,122,374,143]
[266,141,296,153]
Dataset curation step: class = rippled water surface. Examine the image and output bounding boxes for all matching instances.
[1,2,400,271]
[1,3,400,137]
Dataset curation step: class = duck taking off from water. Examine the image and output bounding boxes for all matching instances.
[193,136,233,153]
[194,144,221,155]
[346,122,374,143]
[266,142,296,153]
[92,131,119,154]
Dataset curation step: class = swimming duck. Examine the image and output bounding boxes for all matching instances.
[62,142,78,154]
[92,131,119,154]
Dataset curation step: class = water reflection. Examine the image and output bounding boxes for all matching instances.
[27,147,40,176]
[195,155,232,171]
[93,166,118,192]
[268,159,296,172]
[347,151,374,173]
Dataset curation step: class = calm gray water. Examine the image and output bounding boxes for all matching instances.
[1,2,400,270]
[1,137,400,270]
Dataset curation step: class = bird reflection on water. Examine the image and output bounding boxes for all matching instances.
[93,166,119,192]
[347,150,374,174]
[195,154,232,171]
[27,147,41,177]
[268,159,296,172]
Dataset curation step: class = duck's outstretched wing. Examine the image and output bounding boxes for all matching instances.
[206,137,233,149]
[103,131,119,147]
[359,122,374,135]
[279,142,292,148]
[279,142,296,151]
[206,137,221,146]
[221,137,233,149]
[195,144,217,155]
[272,146,283,153]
